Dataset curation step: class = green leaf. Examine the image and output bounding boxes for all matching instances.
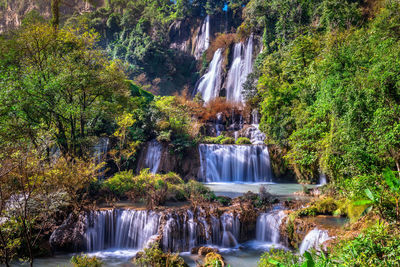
[365,189,375,202]
[353,199,373,206]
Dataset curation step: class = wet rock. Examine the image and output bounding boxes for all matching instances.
[198,246,219,256]
[49,213,86,252]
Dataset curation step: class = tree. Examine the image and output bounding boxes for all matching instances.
[0,23,130,158]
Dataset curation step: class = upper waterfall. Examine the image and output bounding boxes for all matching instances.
[225,35,254,103]
[195,48,223,103]
[194,15,210,60]
[199,144,273,183]
[226,43,244,102]
[144,140,163,173]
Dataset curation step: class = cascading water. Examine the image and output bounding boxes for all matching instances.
[195,49,223,103]
[144,140,163,173]
[226,43,244,102]
[94,137,109,165]
[319,173,327,185]
[256,210,286,244]
[225,36,254,103]
[194,15,210,60]
[299,228,330,255]
[84,210,160,251]
[215,112,225,136]
[161,210,240,252]
[199,144,273,182]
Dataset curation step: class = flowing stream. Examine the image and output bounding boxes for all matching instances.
[194,15,210,59]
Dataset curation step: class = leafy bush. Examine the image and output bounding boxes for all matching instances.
[183,180,216,203]
[133,243,187,267]
[236,137,252,145]
[220,137,235,145]
[71,254,102,267]
[203,135,226,144]
[102,171,135,198]
[332,221,400,266]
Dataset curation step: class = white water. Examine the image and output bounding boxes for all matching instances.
[94,137,109,165]
[194,15,210,59]
[226,43,244,102]
[256,210,286,244]
[144,140,163,173]
[195,49,223,103]
[225,36,254,103]
[162,210,240,252]
[299,228,330,255]
[319,173,327,185]
[199,144,273,182]
[84,210,160,251]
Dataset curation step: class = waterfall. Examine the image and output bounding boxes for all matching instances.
[199,144,273,182]
[84,210,160,252]
[243,35,254,79]
[161,210,240,252]
[299,228,330,255]
[256,210,286,244]
[194,15,210,60]
[319,173,327,185]
[195,49,223,103]
[226,43,244,102]
[144,140,163,174]
[94,137,109,165]
[225,36,254,103]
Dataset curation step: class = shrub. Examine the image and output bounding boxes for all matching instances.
[102,171,135,199]
[70,254,102,267]
[236,137,252,145]
[133,243,187,267]
[184,180,216,203]
[219,137,235,145]
[332,221,400,266]
[202,252,225,267]
[203,135,225,144]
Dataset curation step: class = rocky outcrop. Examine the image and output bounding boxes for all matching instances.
[49,213,86,252]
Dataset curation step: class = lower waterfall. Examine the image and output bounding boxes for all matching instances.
[199,144,273,182]
[299,228,330,255]
[256,210,286,244]
[84,210,160,251]
[161,210,240,252]
[84,209,240,253]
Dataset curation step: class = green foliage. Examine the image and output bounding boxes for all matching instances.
[332,221,400,266]
[133,243,187,267]
[220,137,235,145]
[71,254,103,267]
[102,171,135,198]
[236,137,252,145]
[183,180,216,203]
[0,23,130,157]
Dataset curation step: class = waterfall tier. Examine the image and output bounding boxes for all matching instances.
[195,48,223,103]
[84,210,160,252]
[299,228,330,255]
[256,210,286,244]
[83,209,240,253]
[194,15,210,60]
[162,210,240,252]
[225,36,254,103]
[144,140,163,174]
[199,144,273,183]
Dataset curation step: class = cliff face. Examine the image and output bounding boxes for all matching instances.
[0,0,104,33]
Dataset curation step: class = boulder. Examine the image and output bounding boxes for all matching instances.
[49,213,86,252]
